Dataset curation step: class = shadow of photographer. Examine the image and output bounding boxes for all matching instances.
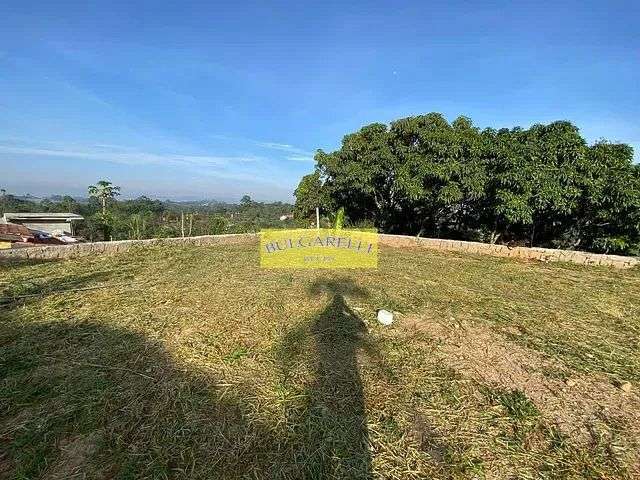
[275,277,379,479]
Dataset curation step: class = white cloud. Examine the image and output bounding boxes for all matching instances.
[0,144,259,168]
[286,155,315,162]
[254,140,315,162]
[202,135,316,162]
[255,141,294,150]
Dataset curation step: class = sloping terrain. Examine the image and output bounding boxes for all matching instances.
[1,242,639,479]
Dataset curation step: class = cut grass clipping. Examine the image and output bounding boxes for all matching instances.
[1,241,639,479]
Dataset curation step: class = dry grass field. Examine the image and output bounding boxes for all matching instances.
[1,242,639,479]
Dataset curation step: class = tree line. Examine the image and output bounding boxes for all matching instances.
[294,113,640,255]
[0,185,294,241]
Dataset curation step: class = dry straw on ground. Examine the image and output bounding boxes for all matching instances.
[1,241,639,479]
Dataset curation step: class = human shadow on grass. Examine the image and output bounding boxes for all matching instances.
[274,278,380,479]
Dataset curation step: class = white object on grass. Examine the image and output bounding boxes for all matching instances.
[377,309,394,326]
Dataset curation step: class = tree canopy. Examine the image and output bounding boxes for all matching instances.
[294,113,640,255]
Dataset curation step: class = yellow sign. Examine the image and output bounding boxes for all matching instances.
[260,228,378,269]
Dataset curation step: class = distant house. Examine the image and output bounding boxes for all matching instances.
[279,213,294,221]
[2,212,84,236]
[0,223,33,248]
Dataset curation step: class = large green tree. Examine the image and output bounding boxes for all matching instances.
[574,142,640,253]
[479,121,588,245]
[295,113,640,255]
[389,114,487,236]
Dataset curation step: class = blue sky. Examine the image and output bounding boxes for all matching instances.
[1,1,638,201]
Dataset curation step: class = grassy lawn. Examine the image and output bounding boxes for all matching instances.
[1,242,639,479]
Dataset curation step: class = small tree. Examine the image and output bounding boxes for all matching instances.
[88,180,120,240]
[88,180,121,215]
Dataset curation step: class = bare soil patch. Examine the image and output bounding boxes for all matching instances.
[401,315,640,469]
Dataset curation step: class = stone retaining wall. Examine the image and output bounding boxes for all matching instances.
[0,232,637,269]
[378,234,639,269]
[0,234,258,261]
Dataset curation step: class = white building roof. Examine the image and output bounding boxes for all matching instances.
[3,212,84,222]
